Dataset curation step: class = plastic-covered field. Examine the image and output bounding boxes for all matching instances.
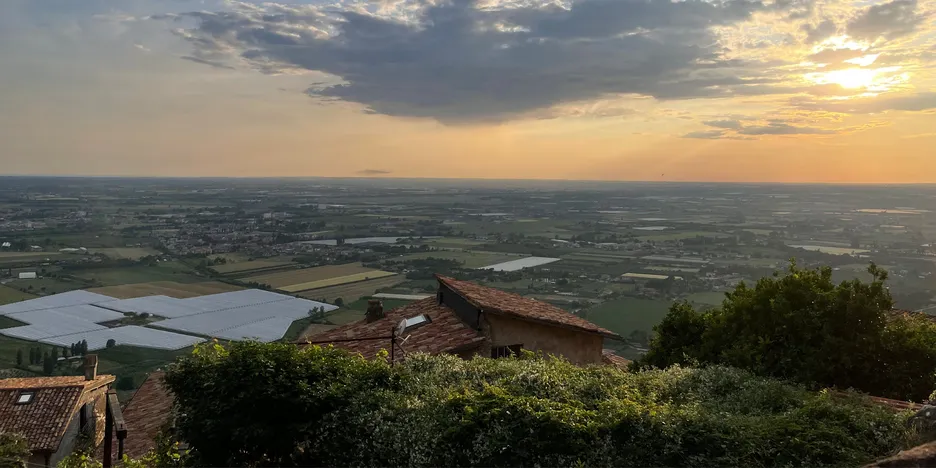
[0,290,115,315]
[41,326,204,351]
[0,288,335,346]
[152,298,337,341]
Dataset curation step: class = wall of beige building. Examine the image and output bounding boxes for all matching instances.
[483,314,604,365]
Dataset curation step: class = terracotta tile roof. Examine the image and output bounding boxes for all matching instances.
[0,375,114,452]
[98,372,173,464]
[436,275,621,339]
[601,349,632,370]
[300,297,484,360]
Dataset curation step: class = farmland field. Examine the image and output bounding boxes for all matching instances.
[6,277,83,295]
[298,276,405,304]
[90,247,161,259]
[89,280,243,299]
[582,298,673,337]
[96,344,195,400]
[212,258,296,274]
[0,286,35,305]
[281,271,397,293]
[635,231,730,241]
[393,251,523,268]
[246,263,376,288]
[72,264,205,286]
[0,252,61,264]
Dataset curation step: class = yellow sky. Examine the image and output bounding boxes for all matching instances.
[0,0,934,183]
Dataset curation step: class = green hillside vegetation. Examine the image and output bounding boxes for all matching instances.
[639,262,936,401]
[164,341,918,467]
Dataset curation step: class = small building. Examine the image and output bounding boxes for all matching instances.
[98,372,172,465]
[0,356,115,467]
[306,274,622,366]
[18,272,37,280]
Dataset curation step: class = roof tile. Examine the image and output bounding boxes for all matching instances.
[301,297,484,360]
[0,375,114,452]
[98,372,173,464]
[436,275,620,339]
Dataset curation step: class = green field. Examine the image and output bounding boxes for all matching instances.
[72,263,204,286]
[6,277,83,295]
[346,297,415,313]
[322,308,365,325]
[687,291,727,306]
[0,286,36,305]
[96,344,194,399]
[583,298,673,337]
[394,250,524,268]
[635,231,730,241]
[0,315,27,329]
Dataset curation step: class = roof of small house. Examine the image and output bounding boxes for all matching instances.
[436,275,621,339]
[302,297,485,360]
[0,375,115,452]
[601,349,632,370]
[98,372,173,464]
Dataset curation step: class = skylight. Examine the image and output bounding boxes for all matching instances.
[397,314,432,335]
[16,391,34,405]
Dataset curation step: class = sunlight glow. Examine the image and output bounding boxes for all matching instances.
[806,66,907,91]
[845,54,880,67]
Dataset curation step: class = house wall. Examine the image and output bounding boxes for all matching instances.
[482,314,604,365]
[44,388,109,467]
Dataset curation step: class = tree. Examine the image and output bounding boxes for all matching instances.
[106,339,116,349]
[164,341,917,468]
[639,261,936,400]
[81,340,89,355]
[15,349,22,367]
[334,297,344,307]
[51,347,58,361]
[42,353,55,376]
[62,346,69,358]
[28,348,35,366]
[0,432,30,468]
[116,376,134,390]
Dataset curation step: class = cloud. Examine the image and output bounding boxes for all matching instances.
[161,0,798,123]
[357,169,392,175]
[793,92,936,114]
[180,55,236,70]
[846,0,925,41]
[682,130,727,139]
[807,48,867,64]
[738,122,835,135]
[702,119,743,129]
[801,19,837,43]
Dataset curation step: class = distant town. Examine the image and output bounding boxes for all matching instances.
[0,177,934,391]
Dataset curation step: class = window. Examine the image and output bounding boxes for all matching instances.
[491,344,523,358]
[16,391,34,405]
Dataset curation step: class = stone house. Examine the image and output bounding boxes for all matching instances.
[0,356,114,467]
[306,274,624,366]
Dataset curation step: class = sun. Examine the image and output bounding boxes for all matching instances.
[805,66,906,92]
[819,69,879,89]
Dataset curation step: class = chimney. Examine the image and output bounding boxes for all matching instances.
[83,354,98,381]
[365,300,385,323]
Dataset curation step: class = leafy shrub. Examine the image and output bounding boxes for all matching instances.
[164,341,917,467]
[639,262,936,401]
[0,433,30,468]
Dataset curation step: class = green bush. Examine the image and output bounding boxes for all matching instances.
[639,262,936,401]
[164,341,917,467]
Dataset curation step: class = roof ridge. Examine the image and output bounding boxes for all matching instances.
[435,274,621,339]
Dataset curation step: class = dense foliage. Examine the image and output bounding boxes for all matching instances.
[0,433,30,468]
[639,262,936,401]
[163,341,916,467]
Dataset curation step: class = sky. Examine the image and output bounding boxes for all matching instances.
[0,0,933,183]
